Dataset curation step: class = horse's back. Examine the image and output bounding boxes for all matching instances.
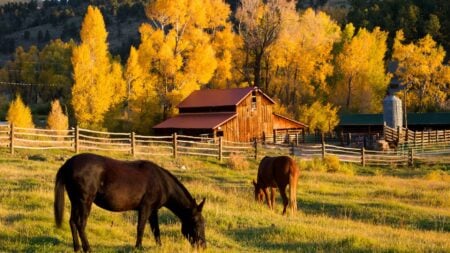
[60,153,159,211]
[257,156,298,187]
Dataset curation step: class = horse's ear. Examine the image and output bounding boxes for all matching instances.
[197,198,206,212]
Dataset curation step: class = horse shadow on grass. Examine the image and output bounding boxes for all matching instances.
[226,226,377,252]
[297,198,450,232]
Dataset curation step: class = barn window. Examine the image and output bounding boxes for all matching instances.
[251,91,257,111]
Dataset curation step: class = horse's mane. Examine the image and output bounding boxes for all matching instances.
[144,160,196,206]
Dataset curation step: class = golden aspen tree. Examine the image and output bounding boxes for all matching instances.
[141,0,233,118]
[393,31,450,112]
[333,25,390,113]
[6,95,34,128]
[298,101,339,136]
[125,46,159,134]
[268,8,341,111]
[71,6,125,129]
[236,0,296,90]
[47,99,69,132]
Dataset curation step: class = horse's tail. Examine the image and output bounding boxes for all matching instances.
[54,162,67,228]
[288,158,298,213]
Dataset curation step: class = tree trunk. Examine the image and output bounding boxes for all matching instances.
[254,51,263,87]
[346,75,353,110]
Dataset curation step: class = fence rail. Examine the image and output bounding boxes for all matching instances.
[2,124,450,166]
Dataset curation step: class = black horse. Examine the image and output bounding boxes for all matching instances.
[54,153,206,252]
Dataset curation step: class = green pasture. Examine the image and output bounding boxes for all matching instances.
[0,149,449,252]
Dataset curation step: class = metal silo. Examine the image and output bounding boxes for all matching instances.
[383,94,403,128]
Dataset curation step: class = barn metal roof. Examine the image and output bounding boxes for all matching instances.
[153,113,237,129]
[177,86,275,108]
[273,113,308,128]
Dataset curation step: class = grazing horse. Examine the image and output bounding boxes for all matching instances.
[54,153,206,252]
[252,156,299,214]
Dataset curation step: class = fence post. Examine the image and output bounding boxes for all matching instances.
[405,128,409,143]
[413,131,417,148]
[396,126,401,144]
[273,130,276,144]
[9,123,14,155]
[435,129,438,143]
[408,149,414,167]
[131,132,136,157]
[321,140,325,160]
[291,141,295,156]
[74,125,79,153]
[173,133,178,158]
[218,137,223,162]
[254,139,258,160]
[421,131,424,151]
[361,147,365,167]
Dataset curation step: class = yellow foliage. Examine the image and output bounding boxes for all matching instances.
[334,26,390,113]
[299,102,339,134]
[47,100,69,132]
[71,5,125,129]
[393,31,449,112]
[267,9,341,107]
[140,0,233,117]
[125,46,159,134]
[6,95,34,128]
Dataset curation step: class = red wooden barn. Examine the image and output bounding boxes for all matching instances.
[153,87,306,142]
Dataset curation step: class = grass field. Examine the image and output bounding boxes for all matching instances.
[0,149,449,252]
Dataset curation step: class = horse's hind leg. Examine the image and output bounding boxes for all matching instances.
[75,200,93,252]
[149,210,161,245]
[279,185,289,215]
[136,206,151,248]
[69,205,81,252]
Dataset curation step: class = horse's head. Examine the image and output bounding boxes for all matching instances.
[252,180,264,203]
[182,198,206,249]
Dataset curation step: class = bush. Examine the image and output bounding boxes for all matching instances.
[324,155,340,172]
[47,100,69,132]
[6,95,34,128]
[303,157,327,172]
[425,170,450,182]
[226,154,249,170]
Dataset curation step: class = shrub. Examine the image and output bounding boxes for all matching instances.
[6,95,34,128]
[425,170,450,182]
[47,100,69,132]
[226,154,249,170]
[324,155,340,172]
[303,157,326,172]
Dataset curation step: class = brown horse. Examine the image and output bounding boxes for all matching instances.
[252,156,299,214]
[54,153,206,252]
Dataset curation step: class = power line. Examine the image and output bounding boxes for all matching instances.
[0,81,69,87]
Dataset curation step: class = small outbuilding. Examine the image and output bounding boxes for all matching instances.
[153,87,306,142]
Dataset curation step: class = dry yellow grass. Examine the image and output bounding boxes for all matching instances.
[0,149,449,252]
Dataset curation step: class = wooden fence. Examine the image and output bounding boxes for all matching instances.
[1,124,449,166]
[384,125,450,146]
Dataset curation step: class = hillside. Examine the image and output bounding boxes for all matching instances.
[0,149,449,252]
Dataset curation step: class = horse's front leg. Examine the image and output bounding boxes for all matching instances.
[136,206,151,249]
[262,188,272,210]
[270,187,275,210]
[149,210,161,246]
